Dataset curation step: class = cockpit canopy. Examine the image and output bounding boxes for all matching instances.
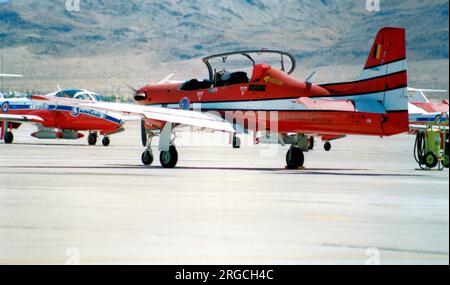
[54,89,103,102]
[179,50,296,91]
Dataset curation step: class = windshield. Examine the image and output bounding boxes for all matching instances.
[90,93,103,102]
[203,50,296,82]
[55,90,82,98]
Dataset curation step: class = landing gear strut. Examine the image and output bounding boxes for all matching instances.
[141,132,155,166]
[233,135,241,149]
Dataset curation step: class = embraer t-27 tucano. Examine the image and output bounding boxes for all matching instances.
[35,27,410,169]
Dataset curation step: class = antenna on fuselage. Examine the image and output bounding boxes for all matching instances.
[305,71,317,85]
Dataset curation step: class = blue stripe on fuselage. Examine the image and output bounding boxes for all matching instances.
[4,102,122,124]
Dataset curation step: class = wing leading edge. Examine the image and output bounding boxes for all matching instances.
[32,96,235,133]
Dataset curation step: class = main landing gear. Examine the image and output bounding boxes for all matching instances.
[286,146,305,169]
[1,121,14,144]
[88,132,97,145]
[141,150,154,166]
[141,124,179,168]
[141,145,179,168]
[102,136,110,147]
[88,132,111,147]
[4,131,14,144]
[159,145,178,168]
[324,141,332,152]
[233,135,241,149]
[283,134,310,169]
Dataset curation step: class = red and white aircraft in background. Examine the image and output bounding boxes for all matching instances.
[1,88,125,146]
[408,88,449,127]
[34,27,412,169]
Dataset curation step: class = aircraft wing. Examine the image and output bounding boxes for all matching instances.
[0,114,44,124]
[32,96,235,133]
[0,74,23,78]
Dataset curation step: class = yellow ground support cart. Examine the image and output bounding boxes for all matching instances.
[414,113,449,170]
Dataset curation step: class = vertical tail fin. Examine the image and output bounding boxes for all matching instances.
[321,27,409,135]
[363,28,406,70]
[357,28,409,114]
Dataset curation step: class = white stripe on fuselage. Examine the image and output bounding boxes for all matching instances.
[151,87,408,112]
[359,59,407,80]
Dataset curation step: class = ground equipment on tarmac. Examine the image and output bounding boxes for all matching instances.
[414,113,449,170]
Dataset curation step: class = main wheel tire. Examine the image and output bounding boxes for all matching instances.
[286,147,305,169]
[233,136,241,149]
[424,152,438,169]
[324,141,331,152]
[102,136,110,147]
[4,132,13,144]
[88,133,97,145]
[160,146,178,168]
[141,150,154,166]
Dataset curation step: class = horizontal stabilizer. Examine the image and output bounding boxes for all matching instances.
[354,100,386,114]
[293,97,355,112]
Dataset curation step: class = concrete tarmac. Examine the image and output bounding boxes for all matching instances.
[0,122,448,264]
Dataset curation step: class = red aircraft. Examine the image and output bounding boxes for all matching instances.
[1,89,125,146]
[34,27,410,169]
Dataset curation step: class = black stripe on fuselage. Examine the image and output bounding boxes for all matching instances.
[147,85,407,106]
[363,57,407,70]
[319,70,406,87]
[191,109,408,113]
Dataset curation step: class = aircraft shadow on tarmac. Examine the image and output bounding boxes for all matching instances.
[1,165,425,177]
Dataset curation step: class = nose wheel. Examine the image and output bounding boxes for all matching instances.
[286,147,305,169]
[160,146,178,168]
